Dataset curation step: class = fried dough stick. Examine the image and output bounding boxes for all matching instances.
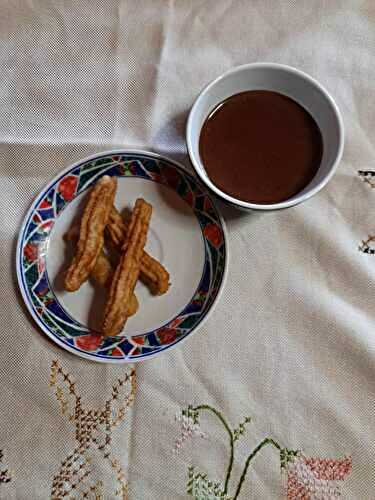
[102,199,152,336]
[107,206,169,295]
[64,175,117,292]
[64,226,139,317]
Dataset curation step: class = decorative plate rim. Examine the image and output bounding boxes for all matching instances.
[16,149,228,363]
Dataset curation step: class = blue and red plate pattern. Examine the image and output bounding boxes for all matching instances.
[17,151,227,362]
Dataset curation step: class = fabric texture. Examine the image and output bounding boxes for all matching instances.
[0,1,374,498]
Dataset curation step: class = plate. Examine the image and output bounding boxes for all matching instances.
[16,150,227,362]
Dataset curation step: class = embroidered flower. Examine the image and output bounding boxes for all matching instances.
[174,406,206,453]
[281,450,352,499]
[0,451,11,484]
[173,404,353,499]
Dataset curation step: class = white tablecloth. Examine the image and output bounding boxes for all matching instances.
[1,1,374,498]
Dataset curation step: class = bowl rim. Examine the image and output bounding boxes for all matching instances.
[186,62,345,211]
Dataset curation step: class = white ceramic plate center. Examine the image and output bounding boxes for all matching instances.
[47,178,205,336]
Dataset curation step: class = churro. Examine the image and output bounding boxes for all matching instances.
[64,226,139,317]
[107,206,170,295]
[102,199,152,336]
[64,226,113,286]
[64,175,117,292]
[91,253,139,316]
[90,251,113,288]
[125,293,139,317]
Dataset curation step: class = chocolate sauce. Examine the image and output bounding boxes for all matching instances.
[199,90,323,204]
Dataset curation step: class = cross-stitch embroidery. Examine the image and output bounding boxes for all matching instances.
[0,450,11,484]
[174,404,352,499]
[49,360,136,500]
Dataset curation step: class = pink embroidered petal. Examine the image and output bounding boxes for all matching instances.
[283,454,352,500]
[286,472,310,500]
[304,456,352,481]
[174,411,206,453]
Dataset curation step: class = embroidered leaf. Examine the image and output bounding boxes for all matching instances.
[174,405,352,500]
[233,416,251,442]
[182,405,200,424]
[187,466,195,494]
[187,467,231,500]
[280,448,299,469]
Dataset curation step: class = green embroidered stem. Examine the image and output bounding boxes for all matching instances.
[194,405,234,494]
[233,438,281,499]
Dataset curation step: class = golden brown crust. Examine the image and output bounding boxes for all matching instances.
[107,206,126,246]
[102,199,152,336]
[64,175,117,292]
[64,225,138,317]
[90,252,138,316]
[90,251,113,288]
[127,293,139,317]
[65,226,113,287]
[108,206,170,295]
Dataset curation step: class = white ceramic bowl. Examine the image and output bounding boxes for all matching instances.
[186,63,344,211]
